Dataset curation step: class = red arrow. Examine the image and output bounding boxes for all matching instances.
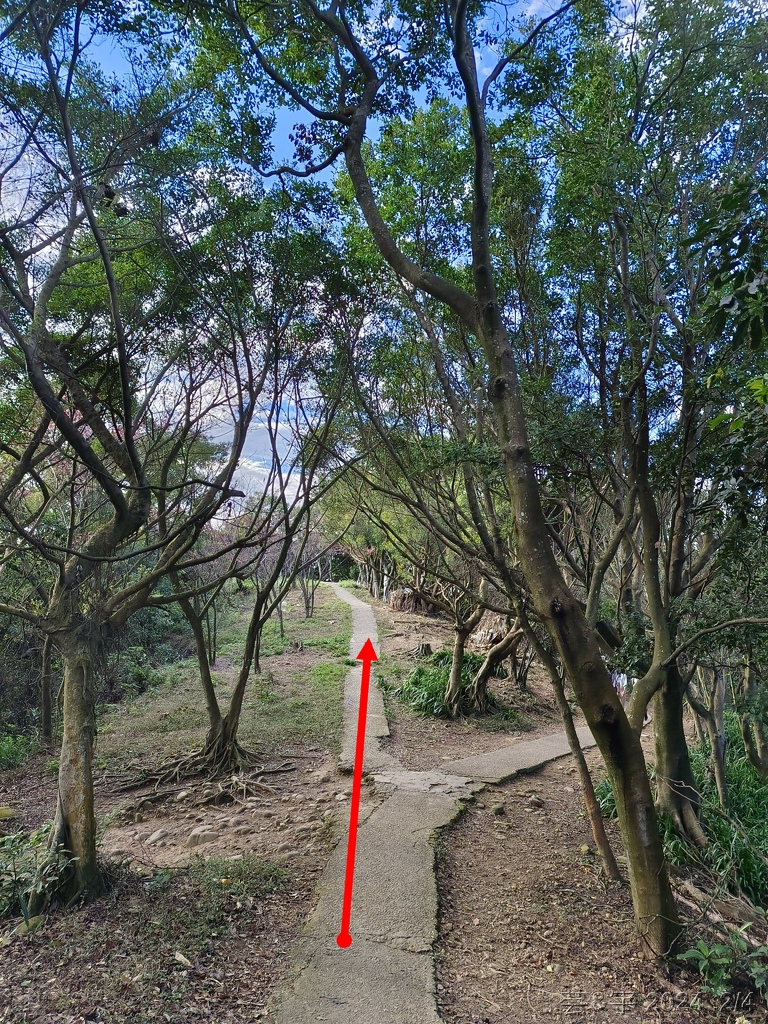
[336,638,378,949]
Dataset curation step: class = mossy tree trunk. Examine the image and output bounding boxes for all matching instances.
[40,629,103,907]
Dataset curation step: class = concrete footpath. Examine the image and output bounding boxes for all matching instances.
[270,584,596,1024]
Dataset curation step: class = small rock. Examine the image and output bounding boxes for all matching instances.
[564,785,575,793]
[335,793,347,802]
[233,824,252,835]
[146,828,168,846]
[276,841,292,852]
[174,791,188,803]
[527,796,544,809]
[323,809,334,818]
[187,826,218,848]
[476,802,486,809]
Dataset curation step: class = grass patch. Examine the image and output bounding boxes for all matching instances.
[105,855,289,959]
[238,585,352,754]
[92,583,353,769]
[309,663,346,688]
[336,579,363,591]
[0,732,34,770]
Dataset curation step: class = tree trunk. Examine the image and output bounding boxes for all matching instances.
[445,626,471,715]
[36,632,102,908]
[41,634,53,747]
[551,671,622,881]
[738,661,768,778]
[178,597,223,732]
[339,4,681,955]
[206,602,217,667]
[702,665,727,810]
[653,669,707,846]
[470,625,522,709]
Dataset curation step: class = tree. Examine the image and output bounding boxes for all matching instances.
[0,4,269,903]
[201,0,681,953]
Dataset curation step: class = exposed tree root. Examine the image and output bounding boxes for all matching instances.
[117,739,297,793]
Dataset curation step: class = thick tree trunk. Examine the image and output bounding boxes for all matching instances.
[653,669,707,846]
[45,632,102,905]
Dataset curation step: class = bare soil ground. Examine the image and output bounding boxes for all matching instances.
[2,585,766,1024]
[434,752,768,1024]
[0,586,359,1024]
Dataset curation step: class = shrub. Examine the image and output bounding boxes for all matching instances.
[395,650,507,717]
[678,928,768,1000]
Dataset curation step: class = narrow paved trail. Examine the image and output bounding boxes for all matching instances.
[270,584,595,1024]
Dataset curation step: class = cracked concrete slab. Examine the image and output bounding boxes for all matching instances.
[275,935,441,1024]
[272,788,461,1023]
[371,768,479,797]
[441,724,597,782]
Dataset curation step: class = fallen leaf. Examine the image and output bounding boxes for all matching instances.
[173,951,193,968]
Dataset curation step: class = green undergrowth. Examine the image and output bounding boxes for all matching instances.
[240,587,352,753]
[0,731,35,770]
[0,825,67,919]
[384,649,525,725]
[595,712,768,907]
